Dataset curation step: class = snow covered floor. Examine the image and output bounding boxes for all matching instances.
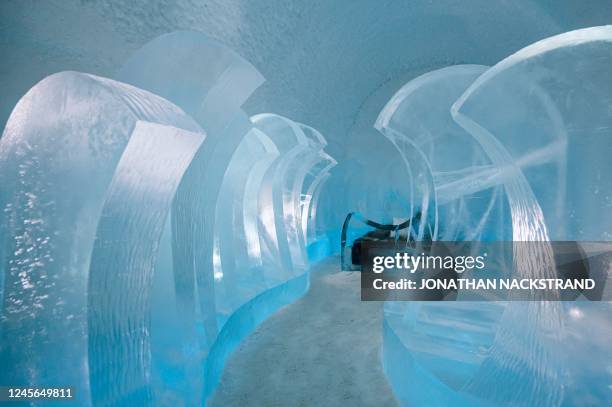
[208,255,399,406]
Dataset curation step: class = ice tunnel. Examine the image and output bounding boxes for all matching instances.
[1,2,611,406]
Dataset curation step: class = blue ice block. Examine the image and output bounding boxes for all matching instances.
[87,121,204,406]
[0,72,202,404]
[380,26,612,407]
[0,31,337,406]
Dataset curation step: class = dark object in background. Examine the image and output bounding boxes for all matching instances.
[351,229,391,265]
[341,211,427,271]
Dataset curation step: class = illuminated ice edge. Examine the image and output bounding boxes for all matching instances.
[202,237,332,402]
[377,25,612,407]
[382,319,479,406]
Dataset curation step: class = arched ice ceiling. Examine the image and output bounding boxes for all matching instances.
[1,0,611,160]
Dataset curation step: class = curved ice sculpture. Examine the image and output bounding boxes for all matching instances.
[380,26,612,407]
[375,65,508,242]
[451,25,612,406]
[293,124,337,267]
[197,113,335,400]
[88,122,204,405]
[252,114,328,275]
[374,65,508,406]
[210,114,336,328]
[301,153,337,246]
[0,72,203,404]
[0,30,336,406]
[115,32,337,403]
[213,128,280,317]
[116,30,264,131]
[116,32,269,404]
[117,30,264,355]
[379,66,557,406]
[454,25,612,241]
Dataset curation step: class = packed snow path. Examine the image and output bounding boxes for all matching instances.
[209,256,399,407]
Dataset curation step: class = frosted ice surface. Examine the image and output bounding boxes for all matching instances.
[118,33,266,405]
[453,26,612,241]
[380,27,612,407]
[116,31,265,358]
[252,114,324,275]
[116,30,265,132]
[213,128,280,316]
[87,121,204,406]
[375,64,506,242]
[450,26,612,406]
[300,153,337,245]
[113,31,336,403]
[0,30,336,406]
[374,66,508,405]
[0,72,202,402]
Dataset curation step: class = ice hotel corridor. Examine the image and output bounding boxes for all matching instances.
[1,1,612,406]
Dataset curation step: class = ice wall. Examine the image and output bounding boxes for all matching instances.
[0,72,202,401]
[88,121,204,405]
[0,31,335,406]
[378,26,612,406]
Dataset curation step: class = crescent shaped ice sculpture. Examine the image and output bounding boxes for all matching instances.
[374,65,508,407]
[306,173,331,247]
[87,122,204,406]
[301,153,337,245]
[291,124,336,269]
[380,26,612,407]
[0,30,337,406]
[115,35,267,404]
[453,25,612,242]
[0,72,203,403]
[113,31,337,404]
[199,114,335,401]
[116,30,265,132]
[252,113,324,276]
[375,65,508,242]
[450,25,612,407]
[212,118,337,322]
[380,65,559,405]
[240,130,281,269]
[212,128,280,317]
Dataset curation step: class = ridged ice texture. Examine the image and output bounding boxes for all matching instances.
[380,26,612,407]
[0,72,202,404]
[454,26,612,242]
[113,31,336,404]
[375,65,508,242]
[212,128,280,318]
[115,32,268,404]
[375,65,509,403]
[451,26,612,407]
[118,31,338,404]
[87,122,204,406]
[212,122,336,319]
[0,30,336,407]
[116,31,264,358]
[252,114,330,277]
[300,152,337,246]
[115,31,337,404]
